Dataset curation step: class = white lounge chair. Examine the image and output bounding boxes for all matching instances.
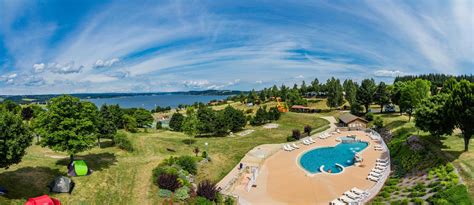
[284,144,294,151]
[336,129,341,133]
[371,168,384,174]
[309,137,316,143]
[344,191,360,200]
[292,143,300,149]
[330,199,345,205]
[376,161,389,166]
[374,147,384,151]
[369,172,382,178]
[338,195,356,203]
[376,158,389,163]
[375,165,386,170]
[367,175,380,182]
[351,187,368,196]
[283,145,291,151]
[374,145,383,149]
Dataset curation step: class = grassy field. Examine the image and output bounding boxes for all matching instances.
[0,112,328,205]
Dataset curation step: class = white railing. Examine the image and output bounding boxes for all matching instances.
[362,128,391,203]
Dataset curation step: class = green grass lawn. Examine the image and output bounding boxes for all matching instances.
[0,112,328,204]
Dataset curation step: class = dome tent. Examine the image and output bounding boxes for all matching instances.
[25,195,61,205]
[48,176,74,193]
[68,160,92,176]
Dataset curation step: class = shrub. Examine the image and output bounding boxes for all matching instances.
[176,156,197,175]
[169,113,184,131]
[292,129,301,140]
[412,198,424,205]
[201,151,208,159]
[286,136,297,142]
[365,112,374,121]
[304,125,312,136]
[114,132,133,151]
[158,189,172,198]
[224,196,235,205]
[175,186,190,200]
[152,165,179,182]
[445,163,455,172]
[374,116,384,128]
[429,184,471,205]
[195,196,213,205]
[157,173,181,192]
[197,180,218,201]
[156,121,162,129]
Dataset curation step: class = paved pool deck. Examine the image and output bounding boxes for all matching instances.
[231,130,389,204]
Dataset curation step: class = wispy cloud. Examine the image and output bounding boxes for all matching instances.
[0,0,472,94]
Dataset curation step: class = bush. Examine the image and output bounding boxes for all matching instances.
[304,125,312,136]
[175,186,190,200]
[292,129,301,140]
[286,136,297,142]
[197,180,218,201]
[176,156,197,175]
[158,189,172,198]
[365,112,374,121]
[429,184,471,205]
[224,196,235,205]
[374,116,384,128]
[157,173,181,192]
[201,151,208,159]
[156,121,162,129]
[195,196,213,205]
[114,132,133,151]
[152,165,179,182]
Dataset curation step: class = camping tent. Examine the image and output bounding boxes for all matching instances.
[48,176,74,193]
[25,195,61,205]
[68,160,91,176]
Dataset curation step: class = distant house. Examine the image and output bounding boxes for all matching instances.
[338,113,368,129]
[290,105,319,113]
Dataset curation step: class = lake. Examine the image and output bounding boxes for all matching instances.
[86,94,228,110]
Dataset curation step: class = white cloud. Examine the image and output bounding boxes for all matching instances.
[93,58,120,69]
[48,62,83,74]
[295,74,304,79]
[33,63,45,73]
[256,80,263,84]
[373,69,406,77]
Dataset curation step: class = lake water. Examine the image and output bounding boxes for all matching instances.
[86,94,228,110]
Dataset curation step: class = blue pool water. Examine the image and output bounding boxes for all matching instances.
[299,141,368,174]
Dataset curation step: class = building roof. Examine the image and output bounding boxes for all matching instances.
[338,113,368,124]
[291,105,309,109]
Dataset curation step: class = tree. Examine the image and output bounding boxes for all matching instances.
[133,108,153,128]
[196,107,217,135]
[0,99,20,114]
[375,82,391,113]
[35,95,98,162]
[356,79,377,113]
[391,81,405,115]
[311,78,320,93]
[223,106,246,132]
[182,112,199,137]
[300,81,308,94]
[343,79,358,106]
[415,94,453,137]
[286,89,306,107]
[169,113,185,131]
[21,106,34,122]
[250,107,268,126]
[446,80,474,151]
[326,77,344,109]
[97,105,118,146]
[122,114,138,133]
[400,79,431,121]
[0,110,32,168]
[268,107,281,121]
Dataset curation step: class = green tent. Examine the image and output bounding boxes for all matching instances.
[73,160,88,176]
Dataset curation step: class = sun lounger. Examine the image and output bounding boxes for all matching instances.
[309,137,316,143]
[351,187,368,196]
[375,165,386,170]
[336,129,341,133]
[374,147,384,151]
[292,143,300,149]
[284,144,294,151]
[330,199,345,205]
[367,175,380,182]
[374,145,383,148]
[344,191,360,199]
[376,158,389,163]
[369,171,382,178]
[372,168,384,174]
[338,195,356,203]
[376,162,389,166]
[283,145,291,151]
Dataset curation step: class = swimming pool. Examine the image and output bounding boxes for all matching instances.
[299,141,368,174]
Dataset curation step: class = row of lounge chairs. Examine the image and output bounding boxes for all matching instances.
[367,158,389,182]
[374,144,384,151]
[303,137,316,145]
[318,132,331,139]
[330,187,369,205]
[282,143,300,151]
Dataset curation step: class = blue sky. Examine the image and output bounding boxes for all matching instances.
[0,0,473,95]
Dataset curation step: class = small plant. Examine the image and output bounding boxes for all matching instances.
[176,156,197,175]
[157,173,181,192]
[114,132,134,151]
[286,136,297,142]
[195,196,213,205]
[224,196,235,205]
[292,129,301,140]
[174,186,190,200]
[374,116,384,128]
[201,151,208,159]
[197,180,218,201]
[193,147,200,157]
[365,112,374,121]
[158,189,172,198]
[304,125,312,136]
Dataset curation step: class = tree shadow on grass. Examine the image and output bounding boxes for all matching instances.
[0,166,63,200]
[55,152,117,172]
[385,120,409,130]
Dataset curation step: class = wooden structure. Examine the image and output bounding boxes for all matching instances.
[338,113,368,129]
[290,105,319,113]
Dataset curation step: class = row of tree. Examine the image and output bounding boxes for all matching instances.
[169,106,247,137]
